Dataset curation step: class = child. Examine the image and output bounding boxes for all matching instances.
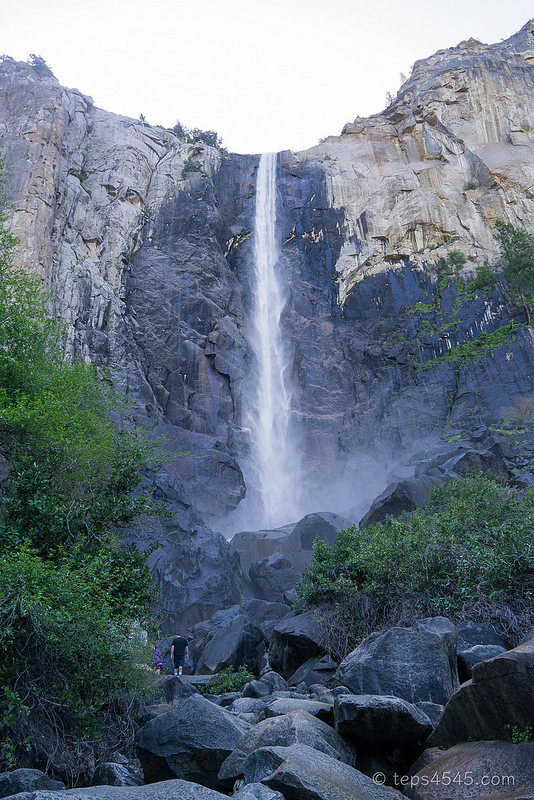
[152,642,163,674]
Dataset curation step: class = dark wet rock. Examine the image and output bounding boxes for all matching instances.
[456,621,507,651]
[195,613,266,675]
[334,618,459,706]
[241,743,404,799]
[414,702,445,728]
[262,698,333,724]
[259,672,289,693]
[91,764,144,787]
[429,636,534,747]
[135,693,250,789]
[0,770,64,798]
[269,612,324,679]
[218,709,357,786]
[404,741,534,800]
[1,781,230,800]
[334,694,433,745]
[241,600,292,638]
[242,681,270,699]
[457,644,507,682]
[232,784,285,800]
[249,553,301,603]
[288,655,338,687]
[160,676,199,705]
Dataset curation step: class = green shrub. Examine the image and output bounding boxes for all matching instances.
[199,666,255,695]
[297,475,534,657]
[495,220,534,303]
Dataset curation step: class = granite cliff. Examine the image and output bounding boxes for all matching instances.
[1,21,534,625]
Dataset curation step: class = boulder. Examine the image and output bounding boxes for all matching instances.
[0,770,64,798]
[135,693,250,789]
[288,655,338,687]
[241,743,404,799]
[259,672,289,693]
[230,525,296,576]
[334,618,459,706]
[360,476,444,527]
[277,512,351,571]
[242,680,271,698]
[457,644,507,682]
[269,612,324,679]
[334,694,433,745]
[232,785,285,800]
[218,709,357,785]
[160,676,199,704]
[404,741,534,800]
[0,781,230,800]
[262,698,333,724]
[429,637,534,747]
[241,600,292,638]
[249,553,301,603]
[195,613,266,675]
[456,621,507,651]
[415,702,445,728]
[91,764,144,787]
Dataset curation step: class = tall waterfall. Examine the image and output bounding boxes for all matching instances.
[242,151,301,528]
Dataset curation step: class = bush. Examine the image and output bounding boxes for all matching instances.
[495,220,534,303]
[198,666,255,695]
[297,475,534,657]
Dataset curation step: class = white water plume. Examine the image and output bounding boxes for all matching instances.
[240,151,302,528]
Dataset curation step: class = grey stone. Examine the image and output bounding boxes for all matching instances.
[334,694,433,745]
[232,784,285,800]
[404,741,534,800]
[135,693,250,788]
[262,698,333,724]
[429,636,534,747]
[334,618,459,706]
[258,672,289,693]
[242,680,270,698]
[456,621,506,650]
[414,702,445,727]
[0,781,229,800]
[91,764,144,787]
[0,770,64,798]
[196,613,265,675]
[242,743,404,799]
[241,600,292,638]
[288,655,338,687]
[269,612,324,679]
[249,553,300,603]
[218,709,356,785]
[457,644,507,681]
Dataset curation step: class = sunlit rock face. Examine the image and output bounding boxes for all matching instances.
[1,20,534,528]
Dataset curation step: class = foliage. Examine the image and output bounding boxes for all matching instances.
[181,156,204,179]
[511,725,533,744]
[27,54,53,78]
[297,475,534,656]
[0,159,161,777]
[0,546,156,774]
[495,220,534,303]
[172,120,224,149]
[199,666,256,695]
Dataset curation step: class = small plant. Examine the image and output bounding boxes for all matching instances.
[511,725,532,743]
[181,156,202,179]
[78,167,88,182]
[199,665,255,695]
[463,180,478,191]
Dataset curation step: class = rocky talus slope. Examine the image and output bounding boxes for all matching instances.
[1,21,534,625]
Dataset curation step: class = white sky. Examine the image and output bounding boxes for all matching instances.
[3,0,533,154]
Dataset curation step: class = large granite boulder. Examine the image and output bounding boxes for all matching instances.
[135,693,250,789]
[429,636,534,747]
[334,618,459,706]
[0,770,64,798]
[241,600,292,638]
[269,612,325,679]
[195,613,266,675]
[218,709,357,785]
[0,782,230,800]
[404,741,534,800]
[262,698,333,724]
[242,743,404,800]
[91,764,144,787]
[288,655,338,687]
[232,786,285,800]
[248,553,300,603]
[334,694,433,745]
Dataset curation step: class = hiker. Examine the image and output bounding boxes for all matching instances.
[152,642,163,674]
[170,633,189,676]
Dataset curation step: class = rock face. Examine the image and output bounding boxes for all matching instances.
[334,618,459,706]
[3,23,534,622]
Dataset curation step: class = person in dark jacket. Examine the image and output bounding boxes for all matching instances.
[170,634,189,676]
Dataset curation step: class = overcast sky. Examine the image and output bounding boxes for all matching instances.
[3,0,533,154]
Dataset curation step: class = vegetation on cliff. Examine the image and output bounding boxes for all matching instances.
[0,162,160,778]
[297,474,534,660]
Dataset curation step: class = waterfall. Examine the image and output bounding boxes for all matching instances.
[242,151,301,528]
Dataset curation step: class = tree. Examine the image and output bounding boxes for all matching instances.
[495,220,534,305]
[27,54,53,78]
